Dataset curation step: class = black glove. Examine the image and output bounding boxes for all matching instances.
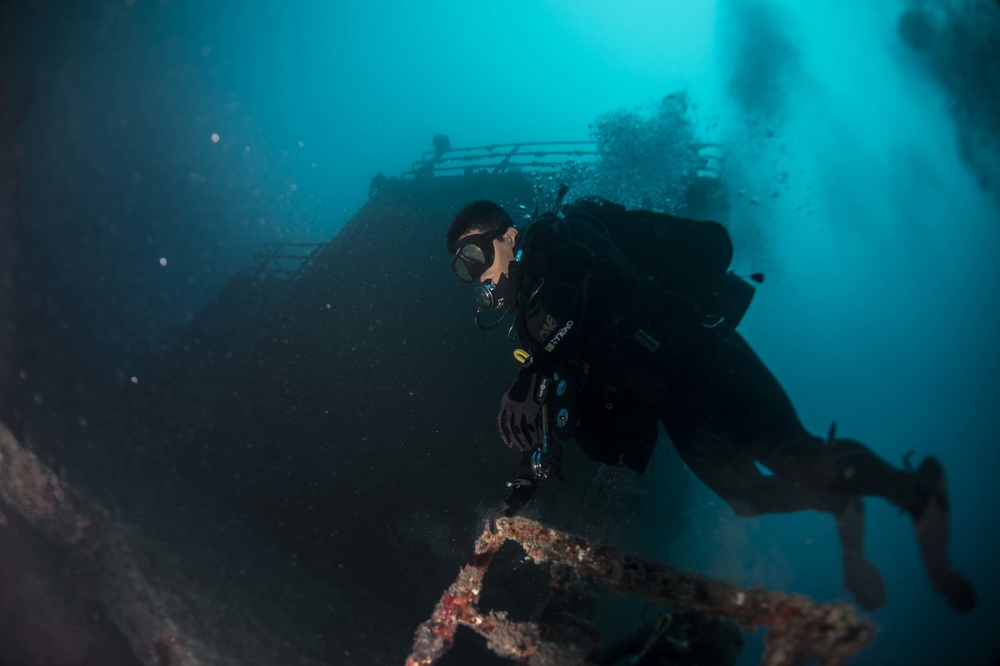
[485,477,536,533]
[498,369,552,451]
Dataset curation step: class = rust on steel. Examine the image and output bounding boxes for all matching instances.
[406,516,876,666]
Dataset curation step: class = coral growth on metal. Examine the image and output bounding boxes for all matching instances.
[0,423,197,665]
[406,516,876,666]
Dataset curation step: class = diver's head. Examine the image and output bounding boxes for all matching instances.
[447,200,522,329]
[447,200,519,286]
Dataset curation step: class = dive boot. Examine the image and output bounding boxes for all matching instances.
[908,457,976,612]
[836,496,886,611]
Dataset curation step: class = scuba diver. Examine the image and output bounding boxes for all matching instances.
[445,196,977,613]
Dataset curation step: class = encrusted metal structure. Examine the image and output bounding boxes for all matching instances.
[0,422,196,665]
[0,421,343,666]
[407,516,876,666]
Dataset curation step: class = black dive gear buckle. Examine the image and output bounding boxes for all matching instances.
[451,224,510,283]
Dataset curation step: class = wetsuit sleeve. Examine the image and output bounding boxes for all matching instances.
[519,215,642,373]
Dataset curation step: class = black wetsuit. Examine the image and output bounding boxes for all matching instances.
[507,208,913,517]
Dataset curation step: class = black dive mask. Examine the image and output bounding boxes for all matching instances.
[451,225,509,283]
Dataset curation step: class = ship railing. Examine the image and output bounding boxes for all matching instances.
[401,141,598,179]
[401,140,723,180]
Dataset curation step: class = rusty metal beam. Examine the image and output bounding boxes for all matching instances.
[407,516,876,666]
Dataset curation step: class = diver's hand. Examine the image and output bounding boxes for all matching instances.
[498,370,552,451]
[485,477,536,533]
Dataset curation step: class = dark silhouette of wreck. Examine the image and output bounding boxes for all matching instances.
[1,137,873,665]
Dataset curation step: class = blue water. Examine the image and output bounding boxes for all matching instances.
[3,0,999,664]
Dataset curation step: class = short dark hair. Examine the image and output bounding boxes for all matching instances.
[446,200,513,253]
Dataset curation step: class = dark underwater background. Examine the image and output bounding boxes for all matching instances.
[1,1,999,665]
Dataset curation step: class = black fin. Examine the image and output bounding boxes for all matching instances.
[837,497,886,611]
[911,457,977,612]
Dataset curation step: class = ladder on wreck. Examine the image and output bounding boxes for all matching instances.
[406,517,875,666]
[239,242,328,281]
